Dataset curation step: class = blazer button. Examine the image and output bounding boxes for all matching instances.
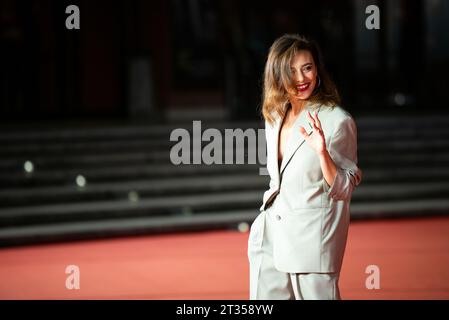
[276,214,281,221]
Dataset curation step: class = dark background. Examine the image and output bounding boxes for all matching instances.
[1,1,449,299]
[2,0,448,123]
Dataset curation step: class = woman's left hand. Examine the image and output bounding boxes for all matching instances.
[299,111,327,155]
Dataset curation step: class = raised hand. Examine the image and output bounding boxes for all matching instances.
[299,111,327,155]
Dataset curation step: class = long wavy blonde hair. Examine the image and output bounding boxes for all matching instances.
[261,34,340,126]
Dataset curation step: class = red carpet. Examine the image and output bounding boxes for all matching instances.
[1,216,449,299]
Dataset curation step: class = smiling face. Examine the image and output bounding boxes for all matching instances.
[288,50,318,101]
[263,34,341,125]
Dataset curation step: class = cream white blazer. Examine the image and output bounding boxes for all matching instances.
[253,102,362,273]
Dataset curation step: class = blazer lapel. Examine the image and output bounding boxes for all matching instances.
[271,117,282,184]
[279,104,320,177]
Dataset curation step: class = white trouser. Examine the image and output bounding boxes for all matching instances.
[248,206,341,300]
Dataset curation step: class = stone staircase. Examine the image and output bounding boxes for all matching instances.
[1,114,449,246]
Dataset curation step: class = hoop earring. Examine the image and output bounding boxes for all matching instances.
[316,76,321,89]
[312,76,321,96]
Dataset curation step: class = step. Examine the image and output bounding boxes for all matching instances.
[2,164,449,190]
[350,198,449,219]
[1,198,449,247]
[0,190,263,226]
[1,180,449,226]
[2,149,449,172]
[0,174,268,207]
[1,114,448,141]
[0,177,449,209]
[0,163,260,188]
[0,121,262,142]
[0,210,259,247]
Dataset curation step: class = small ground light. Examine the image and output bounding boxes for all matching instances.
[24,161,34,173]
[76,175,87,188]
[182,207,193,216]
[237,222,249,233]
[394,93,406,106]
[128,191,140,203]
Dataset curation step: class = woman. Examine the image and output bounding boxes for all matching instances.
[248,34,362,300]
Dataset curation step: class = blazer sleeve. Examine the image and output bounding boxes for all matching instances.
[323,116,362,201]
